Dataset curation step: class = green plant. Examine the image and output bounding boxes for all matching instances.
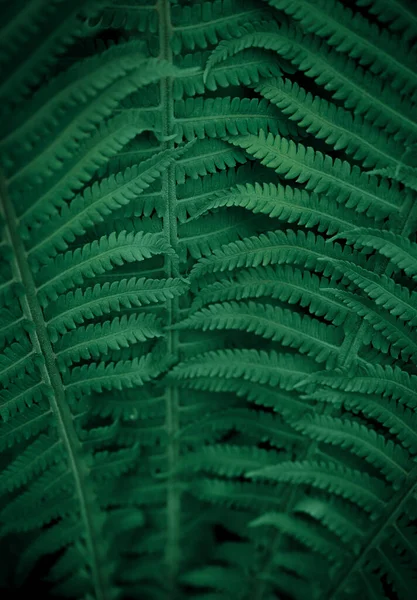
[1,0,417,599]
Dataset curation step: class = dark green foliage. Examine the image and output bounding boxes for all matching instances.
[1,0,417,599]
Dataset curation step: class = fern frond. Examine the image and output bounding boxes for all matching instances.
[179,445,282,477]
[178,209,261,262]
[175,138,247,184]
[15,111,156,223]
[294,415,412,487]
[0,406,52,451]
[266,0,417,100]
[255,76,404,169]
[191,265,349,326]
[204,21,417,143]
[293,496,367,545]
[173,49,283,99]
[0,308,33,348]
[176,162,269,222]
[369,163,417,194]
[36,230,171,305]
[324,288,417,361]
[0,434,65,495]
[317,390,417,455]
[323,259,417,325]
[65,351,165,401]
[56,313,163,367]
[92,1,159,33]
[0,377,51,420]
[249,461,388,513]
[228,130,404,218]
[192,477,285,510]
[170,0,269,54]
[0,0,102,108]
[15,519,84,583]
[92,445,140,481]
[0,341,39,386]
[0,43,177,155]
[45,276,188,341]
[249,512,346,560]
[354,0,417,40]
[174,301,342,367]
[174,96,294,142]
[27,146,186,257]
[299,364,417,410]
[169,348,318,390]
[331,227,417,279]
[189,181,375,233]
[179,408,302,448]
[366,544,417,600]
[190,229,366,281]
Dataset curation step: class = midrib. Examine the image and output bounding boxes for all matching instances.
[159,0,182,593]
[252,194,417,600]
[0,180,110,600]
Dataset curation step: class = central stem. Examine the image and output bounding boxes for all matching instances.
[159,0,182,594]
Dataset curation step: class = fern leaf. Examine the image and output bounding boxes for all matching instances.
[15,111,156,224]
[179,445,282,477]
[169,348,318,390]
[174,301,342,367]
[369,163,417,193]
[56,313,163,367]
[0,406,52,452]
[248,461,388,513]
[176,162,269,222]
[293,497,367,545]
[0,43,178,156]
[266,0,417,101]
[173,49,283,99]
[0,342,39,386]
[228,130,404,218]
[91,446,140,481]
[204,21,417,143]
[179,408,302,448]
[0,309,33,348]
[190,229,365,281]
[170,0,269,54]
[323,259,417,325]
[27,146,187,258]
[175,138,247,184]
[174,96,296,142]
[16,519,84,583]
[178,209,263,262]
[300,364,417,410]
[318,390,417,456]
[0,435,65,494]
[249,512,346,560]
[36,230,171,305]
[0,377,51,421]
[354,0,417,40]
[45,276,188,341]
[191,265,349,326]
[189,181,375,233]
[295,415,412,487]
[65,351,165,401]
[0,0,102,107]
[192,477,286,510]
[331,227,417,279]
[255,76,403,169]
[324,288,417,361]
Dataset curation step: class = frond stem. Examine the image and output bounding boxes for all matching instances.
[159,0,182,594]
